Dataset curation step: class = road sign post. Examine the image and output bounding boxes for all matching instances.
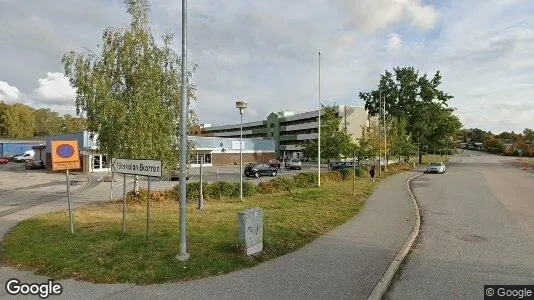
[66,170,74,233]
[146,177,151,242]
[51,140,81,234]
[122,174,127,234]
[112,158,162,241]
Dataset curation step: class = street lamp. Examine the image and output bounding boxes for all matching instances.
[236,100,247,201]
[176,0,190,262]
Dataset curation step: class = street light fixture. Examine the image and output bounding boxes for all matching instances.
[236,100,247,201]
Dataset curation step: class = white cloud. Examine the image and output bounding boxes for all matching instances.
[0,0,533,134]
[339,0,439,33]
[0,81,21,103]
[33,72,76,104]
[388,33,402,51]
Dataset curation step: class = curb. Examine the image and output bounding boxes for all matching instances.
[367,171,424,300]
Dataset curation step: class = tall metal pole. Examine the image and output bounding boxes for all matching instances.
[318,51,321,187]
[378,91,382,178]
[383,95,387,172]
[352,149,356,196]
[239,112,243,201]
[146,177,151,242]
[198,157,204,209]
[176,0,190,261]
[122,174,126,234]
[66,170,74,234]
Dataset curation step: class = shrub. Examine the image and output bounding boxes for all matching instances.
[323,171,342,182]
[271,177,296,193]
[293,172,317,188]
[125,189,173,203]
[184,182,200,200]
[354,167,364,177]
[242,181,258,197]
[338,168,352,180]
[258,181,277,194]
[210,181,239,198]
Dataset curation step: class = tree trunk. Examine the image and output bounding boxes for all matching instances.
[418,152,423,164]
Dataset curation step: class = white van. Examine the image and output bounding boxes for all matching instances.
[14,150,35,163]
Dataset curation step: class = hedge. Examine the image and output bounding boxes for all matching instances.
[125,170,373,203]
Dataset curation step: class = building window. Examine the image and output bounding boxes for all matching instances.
[189,153,212,164]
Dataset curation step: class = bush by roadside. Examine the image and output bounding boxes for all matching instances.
[126,169,374,203]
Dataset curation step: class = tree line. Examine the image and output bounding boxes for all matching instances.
[0,102,87,139]
[460,128,534,155]
[303,66,463,165]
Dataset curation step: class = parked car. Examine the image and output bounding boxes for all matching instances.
[25,160,46,170]
[244,163,277,178]
[167,170,190,181]
[330,161,342,170]
[14,150,35,163]
[268,159,281,168]
[285,160,302,170]
[426,162,446,174]
[0,157,8,164]
[331,161,356,170]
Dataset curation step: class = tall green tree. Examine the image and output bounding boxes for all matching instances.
[359,66,462,163]
[2,103,36,138]
[302,106,353,167]
[34,108,63,136]
[523,128,533,141]
[62,0,197,172]
[388,117,417,162]
[353,121,380,163]
[0,101,8,136]
[62,114,88,133]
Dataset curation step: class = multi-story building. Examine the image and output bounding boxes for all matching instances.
[196,105,370,159]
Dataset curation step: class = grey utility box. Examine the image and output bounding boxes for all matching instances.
[238,207,264,256]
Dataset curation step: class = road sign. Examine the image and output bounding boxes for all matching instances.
[51,140,80,171]
[112,159,162,177]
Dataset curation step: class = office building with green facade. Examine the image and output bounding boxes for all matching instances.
[200,105,370,159]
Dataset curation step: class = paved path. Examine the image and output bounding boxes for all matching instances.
[0,171,420,299]
[387,151,534,299]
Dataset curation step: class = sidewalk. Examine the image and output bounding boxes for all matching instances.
[0,171,420,300]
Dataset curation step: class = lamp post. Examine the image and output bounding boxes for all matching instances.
[175,0,190,262]
[236,101,247,201]
[318,51,322,187]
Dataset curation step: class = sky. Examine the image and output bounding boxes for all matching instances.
[0,0,533,134]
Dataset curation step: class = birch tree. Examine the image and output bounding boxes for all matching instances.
[62,0,197,190]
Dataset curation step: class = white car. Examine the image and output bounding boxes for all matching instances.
[13,150,34,163]
[427,162,446,174]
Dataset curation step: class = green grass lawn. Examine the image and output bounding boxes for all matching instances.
[3,178,378,284]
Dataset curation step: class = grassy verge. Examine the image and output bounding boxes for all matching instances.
[3,164,413,284]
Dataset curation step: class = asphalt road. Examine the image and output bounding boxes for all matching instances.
[386,151,534,299]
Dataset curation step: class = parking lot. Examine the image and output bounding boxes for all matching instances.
[0,161,332,219]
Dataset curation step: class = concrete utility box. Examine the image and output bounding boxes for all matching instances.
[238,207,264,256]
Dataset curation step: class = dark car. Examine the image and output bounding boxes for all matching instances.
[0,157,8,165]
[268,159,281,168]
[330,161,343,170]
[25,160,45,170]
[331,161,355,170]
[244,163,277,178]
